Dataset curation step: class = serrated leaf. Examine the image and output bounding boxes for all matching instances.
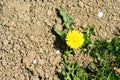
[57,7,71,22]
[56,7,75,31]
[54,29,66,41]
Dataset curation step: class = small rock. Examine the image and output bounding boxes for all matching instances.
[98,12,103,18]
[55,50,60,54]
[47,10,52,16]
[79,1,84,7]
[52,56,61,65]
[9,26,15,31]
[10,21,16,26]
[18,74,25,80]
[7,35,13,40]
[36,55,41,65]
[3,40,9,46]
[2,59,7,66]
[44,20,52,27]
[22,51,36,67]
[49,52,54,56]
[14,43,20,50]
[29,35,38,43]
[32,58,37,64]
[39,48,44,53]
[82,23,88,28]
[39,59,44,65]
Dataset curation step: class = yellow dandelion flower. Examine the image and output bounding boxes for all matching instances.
[66,30,84,49]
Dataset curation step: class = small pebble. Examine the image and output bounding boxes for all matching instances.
[33,58,37,64]
[55,50,60,54]
[3,40,9,46]
[52,56,61,65]
[40,59,44,65]
[44,20,52,26]
[98,12,103,18]
[22,51,36,67]
[30,35,38,42]
[2,59,7,66]
[47,10,52,16]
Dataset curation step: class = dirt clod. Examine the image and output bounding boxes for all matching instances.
[22,51,36,67]
[2,59,7,67]
[3,40,9,46]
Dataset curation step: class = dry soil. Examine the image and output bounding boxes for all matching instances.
[0,0,120,80]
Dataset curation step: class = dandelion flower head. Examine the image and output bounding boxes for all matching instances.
[66,30,84,49]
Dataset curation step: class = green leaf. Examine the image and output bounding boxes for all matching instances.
[56,7,75,31]
[107,73,111,80]
[54,29,66,41]
[73,76,79,80]
[64,22,73,31]
[74,62,80,70]
[67,63,72,71]
[82,25,95,48]
[64,50,71,56]
[84,25,95,40]
[62,68,66,76]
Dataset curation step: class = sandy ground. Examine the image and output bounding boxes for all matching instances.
[0,0,120,80]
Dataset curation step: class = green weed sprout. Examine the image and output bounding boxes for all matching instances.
[62,62,88,80]
[53,7,120,80]
[54,7,85,56]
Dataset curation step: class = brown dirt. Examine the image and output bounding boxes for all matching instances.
[0,0,120,80]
